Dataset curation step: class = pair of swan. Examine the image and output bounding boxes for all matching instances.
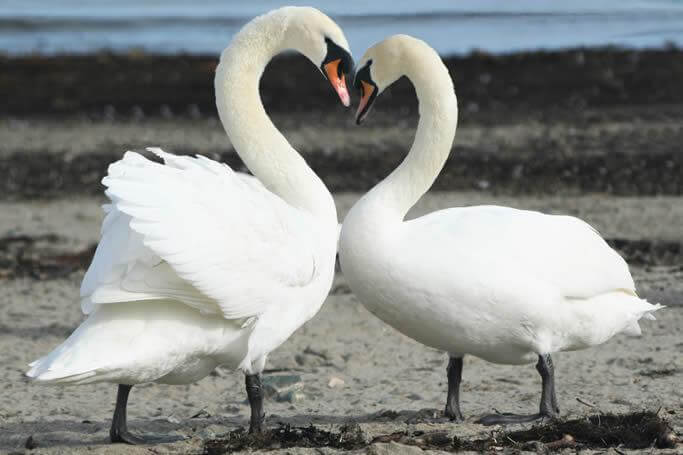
[27,5,662,444]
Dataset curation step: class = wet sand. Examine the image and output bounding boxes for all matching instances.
[0,48,681,453]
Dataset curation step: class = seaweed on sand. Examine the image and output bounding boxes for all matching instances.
[204,411,677,453]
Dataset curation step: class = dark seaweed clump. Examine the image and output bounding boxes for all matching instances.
[204,424,366,454]
[0,234,95,280]
[459,411,677,452]
[204,412,677,453]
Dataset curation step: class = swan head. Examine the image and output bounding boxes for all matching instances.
[354,34,437,124]
[283,7,354,107]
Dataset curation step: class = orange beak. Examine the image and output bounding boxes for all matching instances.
[356,80,376,125]
[323,59,350,107]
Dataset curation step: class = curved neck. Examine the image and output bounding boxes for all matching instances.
[364,63,458,222]
[214,10,336,225]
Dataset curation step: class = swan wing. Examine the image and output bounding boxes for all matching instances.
[84,149,318,319]
[413,205,635,299]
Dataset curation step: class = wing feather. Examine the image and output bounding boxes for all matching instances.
[413,205,635,300]
[83,149,318,320]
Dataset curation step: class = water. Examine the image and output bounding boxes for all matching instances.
[2,0,683,56]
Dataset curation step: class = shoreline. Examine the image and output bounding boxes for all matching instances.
[2,47,683,118]
[2,46,681,198]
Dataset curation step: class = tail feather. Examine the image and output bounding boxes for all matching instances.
[619,301,664,337]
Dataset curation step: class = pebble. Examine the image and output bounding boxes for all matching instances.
[262,374,304,401]
[328,376,345,388]
[278,390,307,403]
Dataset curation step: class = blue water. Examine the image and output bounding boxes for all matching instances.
[2,0,683,56]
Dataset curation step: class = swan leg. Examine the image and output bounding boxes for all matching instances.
[245,373,265,433]
[110,384,146,444]
[444,356,464,421]
[477,354,559,426]
[110,384,183,444]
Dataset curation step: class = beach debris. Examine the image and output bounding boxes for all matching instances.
[278,390,307,403]
[327,376,345,388]
[545,433,576,450]
[24,435,37,450]
[204,411,676,452]
[205,423,366,453]
[638,367,678,378]
[295,346,340,368]
[262,374,304,402]
[303,346,329,361]
[191,408,211,419]
[0,234,96,280]
[576,396,598,408]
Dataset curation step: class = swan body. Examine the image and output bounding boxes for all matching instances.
[344,204,653,365]
[339,35,662,423]
[27,6,353,440]
[29,147,335,382]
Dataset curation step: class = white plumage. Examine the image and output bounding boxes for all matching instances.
[27,6,351,440]
[28,148,333,385]
[339,35,662,424]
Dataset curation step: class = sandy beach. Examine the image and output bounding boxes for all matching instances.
[1,193,681,454]
[0,48,681,453]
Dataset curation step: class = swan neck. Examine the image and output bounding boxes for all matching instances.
[214,11,336,225]
[370,68,458,221]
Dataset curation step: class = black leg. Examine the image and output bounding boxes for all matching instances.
[445,357,464,421]
[245,373,265,433]
[110,384,146,444]
[478,354,560,426]
[538,354,559,415]
[109,384,184,444]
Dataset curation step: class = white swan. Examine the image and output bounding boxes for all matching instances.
[27,6,353,443]
[338,35,663,425]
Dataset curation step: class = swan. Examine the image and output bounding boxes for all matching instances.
[26,6,353,443]
[338,35,663,425]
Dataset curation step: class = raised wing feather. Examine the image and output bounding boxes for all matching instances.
[83,149,318,319]
[412,205,635,299]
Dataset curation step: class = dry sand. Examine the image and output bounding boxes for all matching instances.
[0,194,681,454]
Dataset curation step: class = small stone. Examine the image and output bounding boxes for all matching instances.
[262,374,303,401]
[657,431,678,449]
[199,424,224,440]
[277,390,306,403]
[328,376,345,388]
[25,435,37,450]
[200,427,216,440]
